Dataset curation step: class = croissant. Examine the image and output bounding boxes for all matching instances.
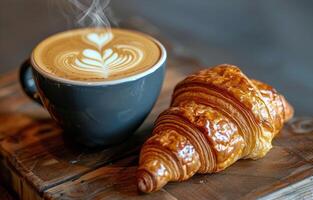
[137,64,293,193]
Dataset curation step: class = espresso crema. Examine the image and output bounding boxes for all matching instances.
[32,28,162,81]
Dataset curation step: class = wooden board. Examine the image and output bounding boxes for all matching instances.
[1,25,313,199]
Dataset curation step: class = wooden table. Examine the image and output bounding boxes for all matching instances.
[1,25,313,199]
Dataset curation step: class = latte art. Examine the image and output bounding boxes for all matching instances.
[61,42,144,78]
[85,32,113,48]
[32,28,161,81]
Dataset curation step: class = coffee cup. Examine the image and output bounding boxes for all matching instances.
[19,28,166,147]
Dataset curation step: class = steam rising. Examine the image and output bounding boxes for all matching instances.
[68,0,112,28]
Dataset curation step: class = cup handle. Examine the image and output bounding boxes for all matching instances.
[19,59,43,105]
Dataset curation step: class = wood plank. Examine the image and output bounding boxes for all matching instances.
[0,114,142,195]
[259,176,313,200]
[275,117,313,163]
[165,146,313,200]
[44,156,177,200]
[42,118,313,200]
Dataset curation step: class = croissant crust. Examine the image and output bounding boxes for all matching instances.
[137,64,293,193]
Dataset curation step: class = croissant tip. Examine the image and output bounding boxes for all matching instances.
[137,169,154,193]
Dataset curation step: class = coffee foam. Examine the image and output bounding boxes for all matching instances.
[32,28,161,81]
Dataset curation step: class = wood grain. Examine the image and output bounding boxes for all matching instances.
[42,120,313,200]
[167,145,312,200]
[44,156,177,200]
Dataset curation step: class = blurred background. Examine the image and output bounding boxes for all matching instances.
[0,0,312,116]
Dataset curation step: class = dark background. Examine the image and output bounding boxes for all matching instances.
[0,0,312,116]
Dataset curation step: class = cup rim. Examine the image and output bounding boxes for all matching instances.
[30,28,167,86]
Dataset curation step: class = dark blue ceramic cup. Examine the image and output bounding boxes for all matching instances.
[19,33,166,147]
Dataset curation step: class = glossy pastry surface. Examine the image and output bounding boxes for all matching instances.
[137,64,293,193]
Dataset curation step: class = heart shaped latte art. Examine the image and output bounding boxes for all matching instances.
[35,28,161,81]
[86,32,113,49]
[54,31,145,79]
[71,44,143,77]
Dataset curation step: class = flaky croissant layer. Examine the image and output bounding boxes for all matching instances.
[137,64,293,193]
